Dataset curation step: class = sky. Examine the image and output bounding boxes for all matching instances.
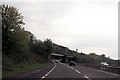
[1,0,119,59]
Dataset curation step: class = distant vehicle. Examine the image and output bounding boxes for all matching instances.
[100,62,109,70]
[101,62,109,66]
[69,61,76,66]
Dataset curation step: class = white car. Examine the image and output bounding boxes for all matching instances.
[101,62,109,66]
[100,62,109,70]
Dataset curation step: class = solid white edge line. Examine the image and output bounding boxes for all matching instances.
[41,61,56,79]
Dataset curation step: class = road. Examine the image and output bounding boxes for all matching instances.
[9,61,120,80]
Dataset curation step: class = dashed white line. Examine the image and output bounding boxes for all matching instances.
[41,61,56,79]
[84,76,91,80]
[74,69,91,80]
[59,62,92,80]
[41,76,45,78]
[75,70,81,74]
[70,67,74,69]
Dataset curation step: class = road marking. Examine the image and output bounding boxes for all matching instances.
[70,67,74,69]
[41,61,56,79]
[61,63,67,66]
[80,66,120,77]
[75,70,81,74]
[60,63,76,71]
[84,76,91,80]
[58,62,92,80]
[60,63,74,70]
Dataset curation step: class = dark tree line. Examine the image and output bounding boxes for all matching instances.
[2,4,54,66]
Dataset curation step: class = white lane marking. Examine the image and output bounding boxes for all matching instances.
[60,62,74,70]
[75,70,81,74]
[84,76,91,80]
[41,76,45,78]
[59,62,69,67]
[59,62,69,65]
[80,66,120,77]
[70,67,74,69]
[59,63,91,80]
[41,61,56,79]
[59,62,92,80]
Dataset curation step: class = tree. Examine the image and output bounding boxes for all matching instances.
[100,54,106,61]
[44,39,54,58]
[31,40,45,55]
[2,5,26,55]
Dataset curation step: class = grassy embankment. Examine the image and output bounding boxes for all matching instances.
[3,62,50,78]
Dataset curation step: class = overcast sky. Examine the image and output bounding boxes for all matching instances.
[1,0,119,59]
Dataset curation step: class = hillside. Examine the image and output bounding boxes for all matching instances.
[53,43,119,67]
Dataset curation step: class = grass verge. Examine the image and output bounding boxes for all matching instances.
[2,62,50,78]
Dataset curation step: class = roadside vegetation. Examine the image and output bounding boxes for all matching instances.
[54,44,119,67]
[3,62,50,78]
[2,5,54,78]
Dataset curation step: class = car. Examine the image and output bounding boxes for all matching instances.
[69,61,76,66]
[100,62,109,70]
[101,62,109,66]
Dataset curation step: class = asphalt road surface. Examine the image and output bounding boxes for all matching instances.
[7,61,120,80]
